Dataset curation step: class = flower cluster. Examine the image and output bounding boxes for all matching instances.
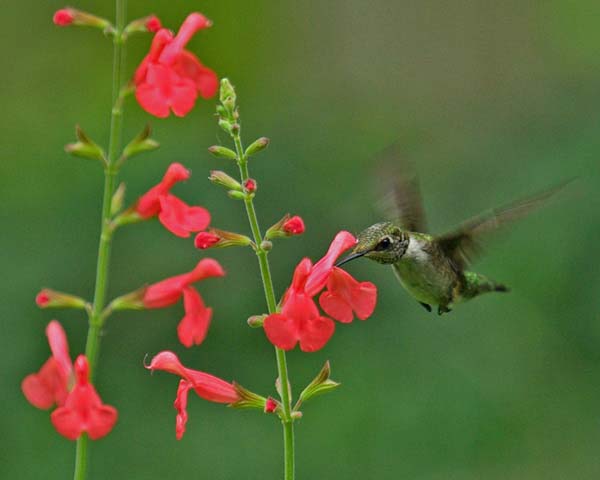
[263,231,377,352]
[22,321,117,440]
[134,13,218,118]
[133,162,210,237]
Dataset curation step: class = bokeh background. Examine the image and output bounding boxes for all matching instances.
[2,1,600,479]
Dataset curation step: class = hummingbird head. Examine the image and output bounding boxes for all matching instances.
[337,222,409,267]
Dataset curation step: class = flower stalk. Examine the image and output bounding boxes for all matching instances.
[75,1,128,479]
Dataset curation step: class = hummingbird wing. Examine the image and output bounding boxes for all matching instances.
[434,180,572,271]
[375,144,428,232]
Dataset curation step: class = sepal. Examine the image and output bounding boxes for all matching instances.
[297,360,340,407]
[120,124,159,164]
[65,125,106,163]
[106,287,147,312]
[230,382,268,410]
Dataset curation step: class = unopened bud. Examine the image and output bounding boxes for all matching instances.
[291,411,303,420]
[65,125,106,163]
[208,145,237,160]
[123,15,162,36]
[218,119,233,134]
[264,397,278,413]
[209,171,242,191]
[110,182,126,216]
[266,214,306,239]
[245,137,270,157]
[53,8,112,31]
[230,123,240,135]
[219,78,236,106]
[121,124,159,161]
[247,314,266,328]
[243,178,257,193]
[260,240,273,251]
[194,229,252,250]
[36,289,87,310]
[227,190,247,200]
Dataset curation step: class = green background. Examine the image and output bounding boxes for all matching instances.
[2,1,599,478]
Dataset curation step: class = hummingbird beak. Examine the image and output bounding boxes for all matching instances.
[335,251,368,267]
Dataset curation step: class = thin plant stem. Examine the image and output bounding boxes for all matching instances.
[74,1,127,479]
[232,133,295,480]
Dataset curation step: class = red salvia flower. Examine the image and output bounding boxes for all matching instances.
[146,351,240,439]
[135,163,210,237]
[22,320,73,409]
[177,287,212,347]
[50,355,118,440]
[145,15,162,33]
[319,267,377,323]
[282,215,305,235]
[143,258,224,308]
[134,13,218,118]
[263,258,335,352]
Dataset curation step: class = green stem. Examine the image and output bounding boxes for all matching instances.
[74,2,127,480]
[232,134,295,480]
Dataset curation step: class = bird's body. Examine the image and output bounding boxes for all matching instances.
[336,157,568,315]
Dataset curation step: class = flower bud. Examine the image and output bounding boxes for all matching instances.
[227,190,247,201]
[230,123,241,135]
[219,78,236,106]
[264,397,278,414]
[265,214,306,239]
[121,124,159,162]
[65,125,106,163]
[297,360,340,407]
[110,182,126,216]
[209,171,242,191]
[123,15,162,36]
[247,314,266,328]
[260,240,273,252]
[291,411,303,420]
[218,119,233,134]
[243,178,257,193]
[53,8,112,31]
[245,137,270,157]
[194,229,252,250]
[36,289,88,310]
[208,145,237,160]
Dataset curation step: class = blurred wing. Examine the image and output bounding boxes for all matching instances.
[435,180,573,270]
[375,144,428,232]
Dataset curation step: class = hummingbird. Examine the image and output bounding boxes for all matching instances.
[336,164,569,315]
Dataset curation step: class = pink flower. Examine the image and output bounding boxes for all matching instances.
[134,13,218,118]
[135,163,211,238]
[53,9,74,26]
[50,356,118,440]
[146,351,240,439]
[263,259,335,352]
[143,259,224,347]
[22,321,73,409]
[282,216,305,235]
[177,287,212,347]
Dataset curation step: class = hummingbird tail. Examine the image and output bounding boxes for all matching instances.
[460,271,509,300]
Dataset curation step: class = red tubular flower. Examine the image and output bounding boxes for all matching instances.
[50,356,117,440]
[194,231,221,249]
[22,320,73,409]
[143,258,225,309]
[136,162,190,218]
[319,268,377,323]
[134,13,218,118]
[53,9,74,26]
[177,287,212,347]
[157,194,210,238]
[283,216,305,235]
[304,231,357,296]
[263,259,335,352]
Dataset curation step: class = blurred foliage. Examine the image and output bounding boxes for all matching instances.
[2,1,599,479]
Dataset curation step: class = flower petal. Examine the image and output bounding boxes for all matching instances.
[136,163,190,217]
[319,267,377,322]
[263,313,299,351]
[159,13,212,64]
[298,316,335,352]
[172,51,218,98]
[177,287,212,347]
[46,320,72,380]
[174,380,192,440]
[158,194,210,237]
[22,358,66,409]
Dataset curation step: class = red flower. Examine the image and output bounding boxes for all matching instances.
[146,351,240,439]
[22,320,73,409]
[134,13,218,118]
[135,163,210,238]
[244,178,257,193]
[264,397,278,413]
[177,287,212,347]
[319,268,377,323]
[283,216,305,236]
[143,259,224,347]
[145,15,162,33]
[53,9,74,26]
[50,356,118,440]
[143,258,224,308]
[194,231,220,249]
[263,258,335,352]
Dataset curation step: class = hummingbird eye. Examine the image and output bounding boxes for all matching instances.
[376,237,392,250]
